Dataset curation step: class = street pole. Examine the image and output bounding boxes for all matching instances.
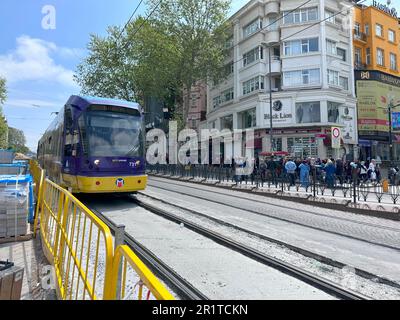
[389,102,393,166]
[268,46,274,152]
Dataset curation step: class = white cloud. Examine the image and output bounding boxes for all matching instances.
[0,35,80,88]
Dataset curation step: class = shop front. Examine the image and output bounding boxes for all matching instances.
[355,70,400,164]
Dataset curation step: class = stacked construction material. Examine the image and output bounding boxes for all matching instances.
[0,183,29,238]
[0,150,14,164]
[0,151,31,238]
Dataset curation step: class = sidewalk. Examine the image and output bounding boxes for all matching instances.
[0,234,57,300]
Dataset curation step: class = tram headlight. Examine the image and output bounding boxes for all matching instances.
[94,160,100,166]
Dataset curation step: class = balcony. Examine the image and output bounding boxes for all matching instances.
[353,30,367,42]
[265,0,279,15]
[264,28,280,45]
[266,56,281,75]
[355,62,367,70]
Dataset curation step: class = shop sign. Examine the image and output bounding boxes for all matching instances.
[332,127,341,149]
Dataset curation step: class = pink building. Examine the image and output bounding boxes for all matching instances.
[184,82,207,131]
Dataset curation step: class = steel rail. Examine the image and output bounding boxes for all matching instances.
[131,197,370,301]
[146,181,400,252]
[88,206,209,301]
[149,176,400,233]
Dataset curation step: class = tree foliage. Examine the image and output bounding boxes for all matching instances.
[8,127,29,154]
[75,0,231,124]
[0,77,8,149]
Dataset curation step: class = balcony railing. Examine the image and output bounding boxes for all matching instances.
[354,30,367,41]
[355,62,367,70]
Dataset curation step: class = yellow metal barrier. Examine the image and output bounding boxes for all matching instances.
[110,245,174,300]
[29,160,173,301]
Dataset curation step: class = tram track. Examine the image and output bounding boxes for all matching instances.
[87,205,209,300]
[150,176,400,233]
[137,191,400,291]
[128,195,370,300]
[146,180,400,252]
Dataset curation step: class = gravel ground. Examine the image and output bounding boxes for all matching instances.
[84,196,336,300]
[137,193,400,300]
[144,177,400,284]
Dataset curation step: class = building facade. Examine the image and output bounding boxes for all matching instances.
[184,82,207,131]
[353,1,400,163]
[206,0,358,160]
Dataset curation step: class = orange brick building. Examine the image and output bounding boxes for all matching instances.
[353,1,400,163]
[354,2,400,75]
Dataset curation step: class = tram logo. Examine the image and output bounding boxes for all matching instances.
[116,178,125,188]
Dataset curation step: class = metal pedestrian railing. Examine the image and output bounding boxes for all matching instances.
[147,164,400,208]
[29,160,174,301]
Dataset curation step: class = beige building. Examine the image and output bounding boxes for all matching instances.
[205,0,358,160]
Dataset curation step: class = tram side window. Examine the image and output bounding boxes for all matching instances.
[64,108,74,157]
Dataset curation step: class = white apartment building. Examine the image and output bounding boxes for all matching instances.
[206,0,358,160]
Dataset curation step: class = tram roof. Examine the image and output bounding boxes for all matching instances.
[67,95,141,110]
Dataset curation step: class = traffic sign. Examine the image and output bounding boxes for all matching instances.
[331,127,341,149]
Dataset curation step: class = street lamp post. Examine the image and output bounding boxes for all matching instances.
[387,101,400,166]
[268,46,274,153]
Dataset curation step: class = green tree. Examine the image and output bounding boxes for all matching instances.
[147,0,231,123]
[75,0,231,125]
[7,127,29,154]
[0,77,8,149]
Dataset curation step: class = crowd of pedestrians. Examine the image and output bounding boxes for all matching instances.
[246,157,383,187]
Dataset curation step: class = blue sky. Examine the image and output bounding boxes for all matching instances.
[0,0,385,151]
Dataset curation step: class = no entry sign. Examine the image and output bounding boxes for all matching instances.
[331,127,341,149]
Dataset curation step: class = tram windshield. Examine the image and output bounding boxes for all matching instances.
[79,106,143,157]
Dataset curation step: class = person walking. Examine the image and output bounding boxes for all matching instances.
[368,159,377,183]
[285,158,297,186]
[299,160,311,188]
[335,159,344,185]
[360,161,368,183]
[324,159,336,188]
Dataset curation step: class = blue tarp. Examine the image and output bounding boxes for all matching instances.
[0,172,34,224]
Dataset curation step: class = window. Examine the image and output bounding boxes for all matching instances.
[225,61,234,76]
[225,36,234,49]
[243,47,263,66]
[377,48,384,66]
[243,76,264,95]
[340,76,349,90]
[326,40,337,55]
[325,10,336,23]
[390,53,397,71]
[221,115,233,130]
[283,7,318,24]
[354,23,361,37]
[213,96,222,109]
[295,102,321,123]
[213,87,234,108]
[365,24,369,36]
[288,137,318,158]
[337,48,346,62]
[244,19,261,38]
[222,87,234,103]
[240,108,257,129]
[328,102,341,123]
[355,48,362,65]
[366,48,371,65]
[283,69,320,87]
[284,38,318,56]
[376,24,383,37]
[327,69,339,86]
[389,29,396,43]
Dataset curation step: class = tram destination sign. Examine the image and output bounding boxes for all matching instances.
[372,0,398,18]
